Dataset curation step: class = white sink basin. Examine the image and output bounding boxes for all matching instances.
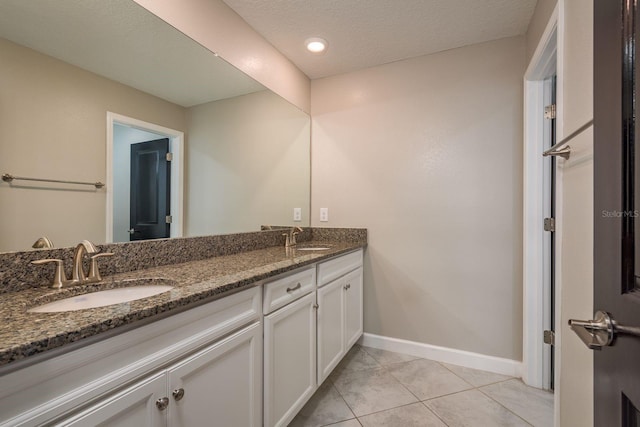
[28,285,173,313]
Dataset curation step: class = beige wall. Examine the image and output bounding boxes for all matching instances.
[0,38,186,252]
[526,0,558,66]
[133,0,311,114]
[186,90,310,236]
[311,37,525,360]
[557,0,594,425]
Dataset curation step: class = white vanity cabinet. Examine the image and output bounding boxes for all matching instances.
[263,267,317,427]
[61,322,262,426]
[0,286,262,427]
[317,250,363,384]
[0,248,365,427]
[344,267,364,349]
[166,322,262,427]
[61,372,167,427]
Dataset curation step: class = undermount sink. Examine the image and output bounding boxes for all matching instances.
[28,281,174,313]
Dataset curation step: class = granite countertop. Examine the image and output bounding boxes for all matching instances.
[0,241,364,368]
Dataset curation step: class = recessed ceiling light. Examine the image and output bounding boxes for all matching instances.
[305,37,328,54]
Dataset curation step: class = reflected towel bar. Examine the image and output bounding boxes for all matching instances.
[2,173,105,189]
[542,119,594,160]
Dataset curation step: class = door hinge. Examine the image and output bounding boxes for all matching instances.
[544,104,556,119]
[166,152,173,162]
[544,217,555,232]
[165,215,172,224]
[544,330,555,346]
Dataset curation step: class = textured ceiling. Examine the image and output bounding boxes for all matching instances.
[0,0,264,107]
[222,0,538,79]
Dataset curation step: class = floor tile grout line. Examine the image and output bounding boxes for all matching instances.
[420,387,475,403]
[436,360,480,386]
[326,375,360,422]
[419,386,480,403]
[476,386,535,426]
[361,346,497,399]
[380,357,475,402]
[357,346,440,402]
[422,386,533,427]
[332,365,420,419]
[352,345,486,421]
[329,348,426,421]
[350,400,433,421]
[361,343,516,387]
[436,359,516,389]
[319,416,362,427]
[323,345,543,427]
[417,400,453,427]
[319,417,362,427]
[359,345,422,367]
[380,363,430,403]
[474,377,519,387]
[337,346,460,424]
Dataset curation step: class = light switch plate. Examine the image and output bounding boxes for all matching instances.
[320,208,329,222]
[293,208,302,221]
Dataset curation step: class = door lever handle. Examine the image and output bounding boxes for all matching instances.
[569,310,640,350]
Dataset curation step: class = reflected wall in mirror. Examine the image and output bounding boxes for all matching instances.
[0,0,310,253]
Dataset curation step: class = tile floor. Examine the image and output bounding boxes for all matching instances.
[289,345,553,427]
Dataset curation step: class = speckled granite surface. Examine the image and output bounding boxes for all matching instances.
[1,228,318,294]
[0,228,366,368]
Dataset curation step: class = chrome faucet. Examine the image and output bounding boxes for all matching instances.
[283,227,304,247]
[31,240,113,289]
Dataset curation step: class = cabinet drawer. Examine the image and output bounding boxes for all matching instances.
[263,267,315,314]
[317,250,363,287]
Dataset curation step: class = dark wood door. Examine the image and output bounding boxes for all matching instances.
[594,1,640,425]
[130,138,170,241]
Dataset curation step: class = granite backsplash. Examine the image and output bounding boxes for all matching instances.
[0,227,367,293]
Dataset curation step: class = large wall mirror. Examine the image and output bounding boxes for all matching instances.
[0,0,311,253]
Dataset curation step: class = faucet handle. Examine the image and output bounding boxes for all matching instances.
[32,259,68,289]
[87,253,114,283]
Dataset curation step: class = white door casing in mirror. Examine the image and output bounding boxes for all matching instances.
[106,112,184,243]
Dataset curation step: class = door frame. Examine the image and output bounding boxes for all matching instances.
[106,112,184,243]
[522,4,559,391]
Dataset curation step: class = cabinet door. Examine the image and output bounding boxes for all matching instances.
[264,292,317,427]
[60,373,166,427]
[317,277,346,384]
[344,267,364,349]
[166,322,262,427]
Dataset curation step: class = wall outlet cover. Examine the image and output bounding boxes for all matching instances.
[293,207,302,221]
[320,208,329,222]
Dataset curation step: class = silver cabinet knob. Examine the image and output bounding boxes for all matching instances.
[344,283,351,290]
[127,228,136,234]
[156,397,169,411]
[173,388,185,401]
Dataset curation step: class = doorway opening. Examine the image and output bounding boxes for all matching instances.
[522,5,558,392]
[106,112,184,243]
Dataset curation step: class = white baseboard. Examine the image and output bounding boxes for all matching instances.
[358,333,522,378]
